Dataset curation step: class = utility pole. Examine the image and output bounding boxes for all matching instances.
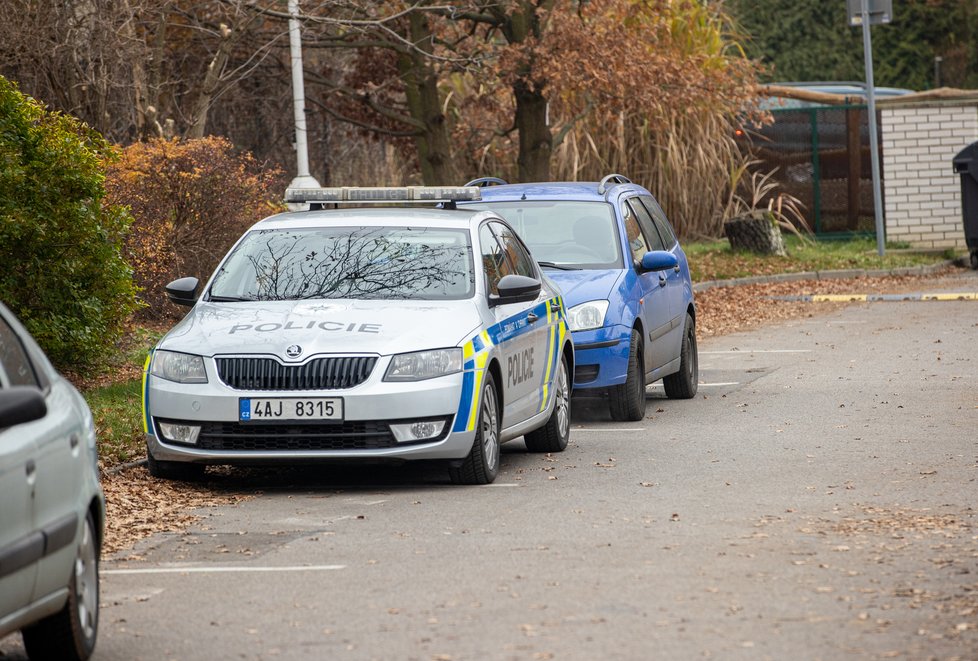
[288,0,320,192]
[848,0,892,257]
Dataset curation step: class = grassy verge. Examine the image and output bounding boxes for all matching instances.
[88,379,144,467]
[82,324,165,470]
[685,236,957,283]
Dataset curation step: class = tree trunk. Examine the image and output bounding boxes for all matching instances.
[514,80,552,182]
[724,212,787,256]
[396,11,456,185]
[187,23,236,139]
[503,0,554,182]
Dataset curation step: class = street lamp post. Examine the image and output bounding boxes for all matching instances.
[847,0,892,257]
[288,0,320,191]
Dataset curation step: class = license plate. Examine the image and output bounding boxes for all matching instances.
[239,398,343,421]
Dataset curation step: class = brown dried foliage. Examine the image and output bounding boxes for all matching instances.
[104,137,285,318]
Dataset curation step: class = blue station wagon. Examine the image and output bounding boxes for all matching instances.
[460,175,698,421]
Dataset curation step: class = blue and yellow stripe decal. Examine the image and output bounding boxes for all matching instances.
[142,351,153,435]
[538,295,568,412]
[453,331,494,432]
[452,296,567,432]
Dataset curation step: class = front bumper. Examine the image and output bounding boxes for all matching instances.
[570,324,632,390]
[145,367,478,465]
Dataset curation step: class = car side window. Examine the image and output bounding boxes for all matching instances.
[0,317,40,388]
[626,198,666,252]
[489,222,537,279]
[621,200,652,263]
[639,195,678,248]
[480,223,512,295]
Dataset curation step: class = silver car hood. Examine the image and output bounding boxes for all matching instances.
[158,299,483,359]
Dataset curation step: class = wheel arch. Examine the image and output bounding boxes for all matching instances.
[88,496,105,553]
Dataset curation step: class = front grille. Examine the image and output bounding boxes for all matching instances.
[156,417,451,452]
[216,356,377,391]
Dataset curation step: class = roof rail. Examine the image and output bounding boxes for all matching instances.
[464,177,509,187]
[597,174,632,194]
[284,186,482,206]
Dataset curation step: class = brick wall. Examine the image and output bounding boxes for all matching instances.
[882,102,978,249]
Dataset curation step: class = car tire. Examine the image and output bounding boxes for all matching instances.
[609,330,645,422]
[663,313,698,399]
[22,512,99,661]
[524,353,571,453]
[146,450,206,481]
[449,371,501,485]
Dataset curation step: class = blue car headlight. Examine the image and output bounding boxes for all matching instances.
[567,300,609,331]
[384,349,462,382]
[151,350,208,384]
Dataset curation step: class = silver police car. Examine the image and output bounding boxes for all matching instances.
[143,186,573,484]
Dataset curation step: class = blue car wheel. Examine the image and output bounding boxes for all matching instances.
[609,329,645,421]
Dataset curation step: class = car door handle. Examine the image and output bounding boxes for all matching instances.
[548,300,562,312]
[69,434,79,449]
[658,275,667,287]
[25,459,36,477]
[527,312,538,323]
[673,265,681,273]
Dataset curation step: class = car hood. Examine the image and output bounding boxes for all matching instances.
[158,299,483,359]
[545,269,623,307]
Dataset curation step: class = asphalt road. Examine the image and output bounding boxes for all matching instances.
[5,278,978,661]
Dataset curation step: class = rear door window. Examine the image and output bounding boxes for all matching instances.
[639,195,678,248]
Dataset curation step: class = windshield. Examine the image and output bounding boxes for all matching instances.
[468,201,622,269]
[208,226,474,301]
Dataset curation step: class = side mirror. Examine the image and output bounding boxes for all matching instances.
[165,277,200,307]
[639,250,679,273]
[489,274,542,307]
[0,386,47,428]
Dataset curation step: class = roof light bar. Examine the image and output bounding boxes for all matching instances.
[285,186,482,205]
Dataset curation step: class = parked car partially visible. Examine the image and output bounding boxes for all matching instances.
[460,175,698,421]
[0,302,104,661]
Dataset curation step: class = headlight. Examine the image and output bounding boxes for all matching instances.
[384,349,462,382]
[151,350,208,384]
[567,300,609,331]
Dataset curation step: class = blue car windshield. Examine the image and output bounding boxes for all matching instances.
[208,226,475,301]
[468,201,622,269]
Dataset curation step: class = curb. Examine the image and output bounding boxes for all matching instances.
[692,259,960,293]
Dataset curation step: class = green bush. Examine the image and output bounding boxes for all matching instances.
[0,76,138,370]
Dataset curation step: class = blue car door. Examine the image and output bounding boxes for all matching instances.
[621,198,673,372]
[639,195,686,358]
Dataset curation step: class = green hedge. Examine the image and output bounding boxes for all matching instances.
[0,76,137,370]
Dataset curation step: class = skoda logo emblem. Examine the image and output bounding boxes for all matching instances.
[285,344,303,359]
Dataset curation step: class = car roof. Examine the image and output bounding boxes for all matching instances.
[253,206,494,231]
[466,181,650,203]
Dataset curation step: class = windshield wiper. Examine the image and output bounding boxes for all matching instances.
[208,295,255,302]
[537,261,580,271]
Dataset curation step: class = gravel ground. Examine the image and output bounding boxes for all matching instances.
[101,265,977,557]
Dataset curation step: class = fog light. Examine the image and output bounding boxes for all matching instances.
[389,420,446,443]
[158,422,201,444]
